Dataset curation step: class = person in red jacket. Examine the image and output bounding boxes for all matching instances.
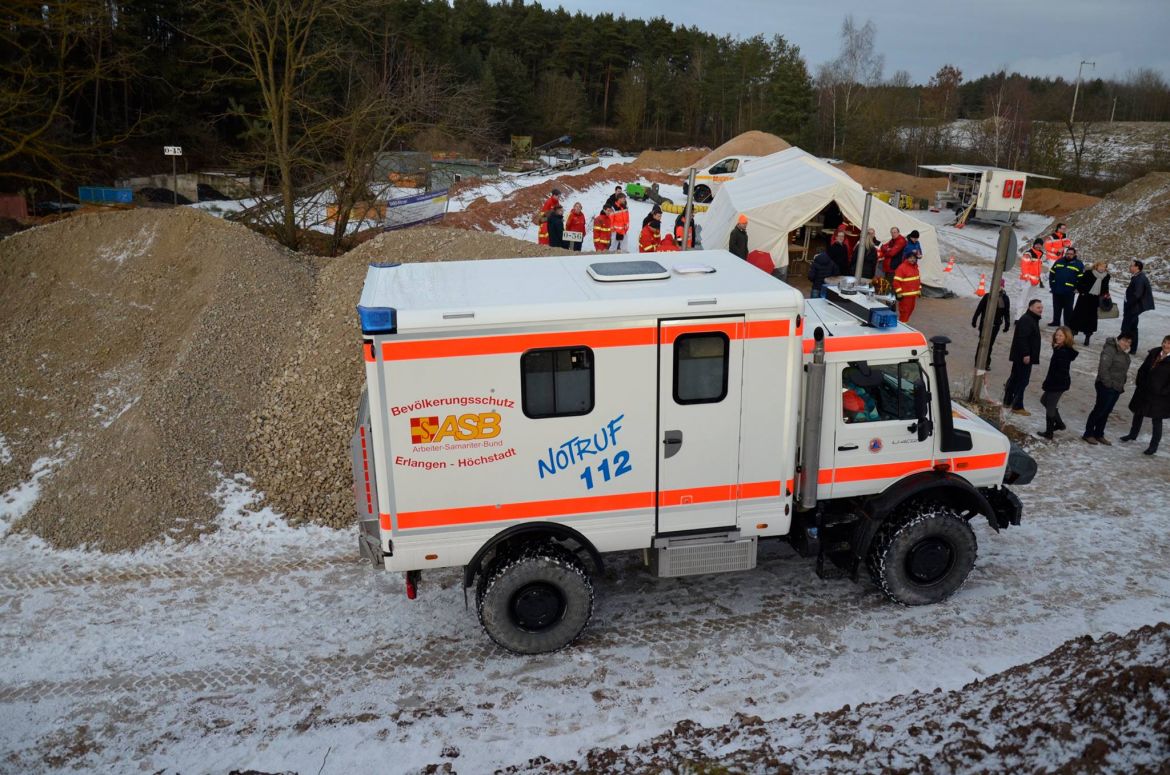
[609,192,630,251]
[592,205,613,252]
[565,202,586,251]
[638,207,662,253]
[536,187,561,246]
[878,227,907,276]
[892,250,922,322]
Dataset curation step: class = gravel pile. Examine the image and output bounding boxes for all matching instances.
[1065,171,1170,283]
[689,130,791,170]
[246,227,572,528]
[505,622,1170,773]
[1,208,314,551]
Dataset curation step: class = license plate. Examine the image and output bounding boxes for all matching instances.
[562,231,584,242]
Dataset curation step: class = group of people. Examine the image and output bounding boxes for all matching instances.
[808,224,926,323]
[536,186,700,255]
[1002,308,1168,454]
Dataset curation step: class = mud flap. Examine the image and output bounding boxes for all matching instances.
[981,486,1023,531]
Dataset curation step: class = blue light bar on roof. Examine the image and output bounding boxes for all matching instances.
[357,305,397,334]
[869,307,898,328]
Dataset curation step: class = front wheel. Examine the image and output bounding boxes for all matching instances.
[867,505,977,606]
[477,545,594,654]
[693,184,712,203]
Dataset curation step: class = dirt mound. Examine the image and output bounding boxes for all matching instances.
[0,208,314,551]
[507,622,1170,773]
[690,131,790,169]
[836,162,946,202]
[444,163,680,233]
[246,228,570,528]
[632,148,710,170]
[1064,171,1170,283]
[1021,186,1099,217]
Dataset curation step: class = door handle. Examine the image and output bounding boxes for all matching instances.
[907,423,918,434]
[838,444,858,451]
[663,430,683,458]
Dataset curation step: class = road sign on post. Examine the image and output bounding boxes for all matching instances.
[970,224,1014,403]
[164,146,182,205]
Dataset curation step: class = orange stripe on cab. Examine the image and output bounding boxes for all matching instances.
[802,332,927,354]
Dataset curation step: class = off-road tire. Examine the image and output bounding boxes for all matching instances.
[866,504,977,606]
[694,184,713,203]
[476,544,594,655]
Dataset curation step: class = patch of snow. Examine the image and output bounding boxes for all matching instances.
[0,454,65,537]
[0,434,11,466]
[95,223,157,266]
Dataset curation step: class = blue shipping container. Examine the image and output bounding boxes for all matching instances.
[78,186,134,205]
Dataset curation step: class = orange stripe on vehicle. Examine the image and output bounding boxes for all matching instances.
[802,332,928,354]
[832,459,935,483]
[397,491,654,529]
[382,327,656,360]
[738,480,783,499]
[363,342,375,362]
[746,319,791,339]
[661,322,743,344]
[952,452,1007,471]
[379,512,392,531]
[660,483,736,507]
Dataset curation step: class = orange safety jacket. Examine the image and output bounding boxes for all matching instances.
[611,208,630,236]
[638,223,659,253]
[1020,246,1044,285]
[592,213,612,251]
[1043,235,1071,262]
[892,261,922,298]
[537,217,549,245]
[658,234,681,252]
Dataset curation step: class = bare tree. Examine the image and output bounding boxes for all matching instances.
[817,16,884,157]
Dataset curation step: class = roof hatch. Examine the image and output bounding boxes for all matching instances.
[587,260,670,282]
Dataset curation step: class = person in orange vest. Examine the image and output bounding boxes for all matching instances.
[592,205,613,252]
[638,206,662,253]
[536,187,561,246]
[1020,238,1045,288]
[608,191,630,251]
[892,250,922,322]
[673,213,696,248]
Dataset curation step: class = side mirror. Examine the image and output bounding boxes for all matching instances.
[914,378,934,442]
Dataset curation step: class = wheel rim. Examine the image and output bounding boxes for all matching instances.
[510,582,566,632]
[905,537,955,584]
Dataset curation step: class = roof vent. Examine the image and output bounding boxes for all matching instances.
[587,260,669,282]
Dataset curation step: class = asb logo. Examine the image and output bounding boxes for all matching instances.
[410,412,501,444]
[868,438,883,453]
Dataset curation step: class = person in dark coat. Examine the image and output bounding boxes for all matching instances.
[1122,260,1156,351]
[860,227,880,279]
[1083,333,1132,444]
[546,204,566,249]
[1070,259,1110,345]
[728,214,749,259]
[1003,299,1044,414]
[1047,246,1084,327]
[808,250,836,298]
[1120,335,1170,455]
[1038,326,1079,439]
[827,231,851,275]
[971,281,1011,370]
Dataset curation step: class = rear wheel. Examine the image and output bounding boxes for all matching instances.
[867,504,977,606]
[477,544,594,654]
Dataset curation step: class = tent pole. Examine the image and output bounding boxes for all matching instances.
[853,192,873,281]
[682,169,696,250]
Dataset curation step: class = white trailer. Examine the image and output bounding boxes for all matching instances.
[352,252,1035,653]
[920,164,1058,224]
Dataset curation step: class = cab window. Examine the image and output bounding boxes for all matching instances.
[841,361,923,424]
[708,158,739,175]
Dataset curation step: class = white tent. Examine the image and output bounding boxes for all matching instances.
[700,149,947,290]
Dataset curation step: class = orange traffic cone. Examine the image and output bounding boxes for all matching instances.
[975,274,987,296]
[944,255,956,273]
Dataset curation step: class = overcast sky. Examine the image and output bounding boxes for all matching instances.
[553,0,1170,83]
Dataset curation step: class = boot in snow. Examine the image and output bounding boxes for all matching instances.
[1054,411,1067,431]
[1038,417,1055,440]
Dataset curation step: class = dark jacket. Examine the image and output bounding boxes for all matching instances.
[827,241,850,275]
[547,212,565,248]
[808,251,836,289]
[1129,347,1170,419]
[728,226,748,259]
[1042,345,1079,392]
[1095,337,1131,393]
[1049,257,1084,296]
[1008,310,1042,364]
[861,237,879,279]
[972,290,1012,333]
[1125,271,1156,314]
[1070,270,1109,334]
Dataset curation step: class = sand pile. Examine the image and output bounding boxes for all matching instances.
[690,131,790,169]
[1022,186,1100,217]
[836,162,946,202]
[632,148,710,170]
[246,228,570,528]
[508,622,1170,773]
[1064,171,1170,283]
[444,163,680,233]
[1,208,314,551]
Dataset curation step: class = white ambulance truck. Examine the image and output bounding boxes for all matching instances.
[352,251,1035,654]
